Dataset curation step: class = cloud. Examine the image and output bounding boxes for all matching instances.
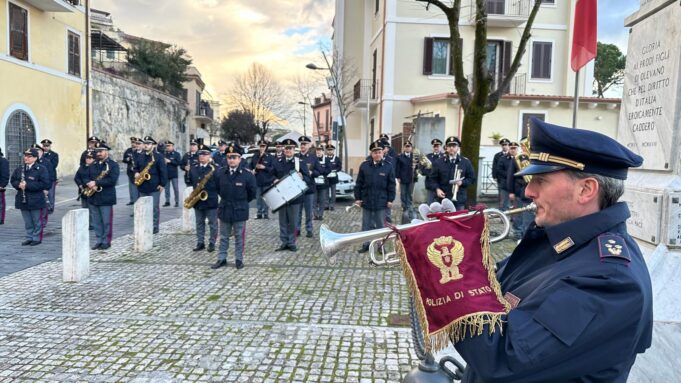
[598,0,639,54]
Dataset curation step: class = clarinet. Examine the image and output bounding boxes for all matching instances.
[21,166,27,204]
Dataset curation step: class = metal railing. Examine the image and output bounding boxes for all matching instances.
[479,160,498,196]
[467,72,526,95]
[353,79,378,102]
[198,101,214,120]
[486,0,531,17]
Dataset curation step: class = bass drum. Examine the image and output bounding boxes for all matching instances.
[263,171,309,212]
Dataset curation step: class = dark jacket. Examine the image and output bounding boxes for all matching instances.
[134,151,168,194]
[38,157,56,183]
[189,163,219,210]
[164,150,182,180]
[315,155,331,190]
[249,151,275,187]
[457,203,652,383]
[507,154,531,202]
[296,151,321,195]
[122,147,137,178]
[0,156,9,189]
[216,166,256,222]
[181,151,199,185]
[212,151,227,169]
[10,163,50,210]
[492,150,509,184]
[273,156,308,205]
[88,158,120,206]
[394,152,415,185]
[426,154,476,203]
[354,159,396,211]
[74,163,91,199]
[326,155,342,185]
[43,150,59,171]
[497,154,513,192]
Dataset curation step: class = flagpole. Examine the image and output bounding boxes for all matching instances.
[572,68,580,129]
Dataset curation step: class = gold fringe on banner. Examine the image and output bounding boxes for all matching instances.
[395,214,510,353]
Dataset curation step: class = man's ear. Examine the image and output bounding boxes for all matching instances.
[578,177,600,204]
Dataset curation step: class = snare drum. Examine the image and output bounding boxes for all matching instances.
[263,171,309,212]
[327,171,338,179]
[314,176,325,185]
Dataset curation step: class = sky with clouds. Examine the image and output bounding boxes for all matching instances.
[91,0,638,116]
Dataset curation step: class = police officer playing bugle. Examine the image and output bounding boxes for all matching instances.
[426,136,476,211]
[75,150,96,230]
[11,148,50,246]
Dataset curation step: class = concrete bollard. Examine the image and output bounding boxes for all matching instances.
[134,196,153,252]
[182,187,195,233]
[62,209,90,283]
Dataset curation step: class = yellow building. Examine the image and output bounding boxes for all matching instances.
[0,0,89,176]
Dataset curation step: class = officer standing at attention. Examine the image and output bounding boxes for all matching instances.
[452,118,652,382]
[296,136,321,238]
[40,139,59,213]
[274,141,284,161]
[355,140,395,253]
[122,137,140,205]
[190,149,219,253]
[214,143,256,269]
[212,140,228,168]
[163,141,182,207]
[325,144,341,211]
[135,136,167,234]
[313,145,331,220]
[379,133,397,160]
[492,137,511,210]
[250,140,274,219]
[87,142,120,250]
[0,147,9,224]
[31,144,55,237]
[423,138,443,204]
[11,148,50,245]
[273,138,306,252]
[426,136,476,211]
[80,136,100,166]
[74,150,96,230]
[394,140,416,222]
[181,140,200,186]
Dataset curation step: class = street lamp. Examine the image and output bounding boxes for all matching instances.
[298,101,308,137]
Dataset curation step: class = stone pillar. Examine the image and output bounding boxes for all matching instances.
[62,209,90,283]
[182,186,195,233]
[134,196,153,252]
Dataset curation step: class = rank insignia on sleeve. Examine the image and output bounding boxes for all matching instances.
[598,234,631,263]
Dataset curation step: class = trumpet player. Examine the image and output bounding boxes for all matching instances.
[394,140,416,222]
[424,138,444,204]
[10,148,50,246]
[426,136,475,211]
[88,142,119,250]
[190,149,219,254]
[0,147,9,224]
[135,136,167,234]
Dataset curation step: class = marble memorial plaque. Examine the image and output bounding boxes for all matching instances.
[667,193,681,247]
[617,3,681,171]
[622,190,663,244]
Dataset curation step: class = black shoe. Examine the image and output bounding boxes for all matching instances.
[30,241,42,246]
[306,232,313,238]
[91,243,102,250]
[193,244,205,252]
[358,247,369,254]
[163,202,170,207]
[312,216,320,221]
[174,203,179,207]
[100,243,111,250]
[324,207,330,211]
[21,240,32,246]
[89,226,95,230]
[207,243,215,252]
[288,245,298,251]
[330,207,335,211]
[275,244,288,251]
[256,214,262,219]
[264,215,269,219]
[235,260,244,269]
[126,202,134,206]
[153,228,159,234]
[211,260,227,269]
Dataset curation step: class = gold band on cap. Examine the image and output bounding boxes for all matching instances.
[530,152,585,170]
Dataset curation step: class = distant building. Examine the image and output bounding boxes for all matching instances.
[182,66,215,144]
[311,93,332,144]
[0,0,89,175]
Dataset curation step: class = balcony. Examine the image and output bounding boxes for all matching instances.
[22,0,78,12]
[468,72,526,95]
[194,101,214,122]
[470,0,530,28]
[352,79,379,108]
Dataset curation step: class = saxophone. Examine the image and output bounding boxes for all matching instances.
[82,161,110,197]
[515,137,532,184]
[134,150,155,186]
[183,164,215,209]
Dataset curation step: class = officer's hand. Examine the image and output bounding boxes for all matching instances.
[509,193,516,202]
[455,180,463,186]
[256,164,265,170]
[165,159,171,164]
[387,202,393,208]
[297,172,303,179]
[135,172,140,178]
[87,181,96,188]
[436,189,445,199]
[355,200,362,207]
[158,186,164,192]
[19,181,26,190]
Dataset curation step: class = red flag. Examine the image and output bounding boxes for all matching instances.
[571,0,597,71]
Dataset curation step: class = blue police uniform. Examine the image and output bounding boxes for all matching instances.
[0,154,9,224]
[296,149,321,237]
[507,151,534,239]
[10,153,50,244]
[394,150,416,217]
[189,162,219,250]
[424,151,442,204]
[325,152,342,210]
[426,153,476,210]
[134,144,168,233]
[122,145,139,204]
[212,151,227,168]
[313,154,331,219]
[181,150,199,186]
[249,150,275,219]
[163,149,182,206]
[87,156,120,249]
[273,152,307,250]
[42,146,59,213]
[454,118,652,382]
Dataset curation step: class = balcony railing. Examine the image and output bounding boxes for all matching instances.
[472,0,530,27]
[353,79,378,104]
[23,0,77,12]
[197,101,214,120]
[467,72,526,95]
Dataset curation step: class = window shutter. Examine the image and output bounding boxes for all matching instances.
[73,34,81,76]
[544,43,552,79]
[502,41,512,93]
[531,42,541,79]
[9,4,28,60]
[423,37,433,75]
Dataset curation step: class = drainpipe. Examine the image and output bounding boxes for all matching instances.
[85,0,91,141]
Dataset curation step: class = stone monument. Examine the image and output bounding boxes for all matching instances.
[617,1,681,381]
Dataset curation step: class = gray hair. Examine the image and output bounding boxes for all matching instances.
[565,170,624,209]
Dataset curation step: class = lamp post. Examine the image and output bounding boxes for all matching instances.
[298,101,308,137]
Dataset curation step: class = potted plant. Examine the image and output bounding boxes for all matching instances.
[488,132,503,145]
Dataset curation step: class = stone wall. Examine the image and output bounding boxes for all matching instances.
[92,69,188,160]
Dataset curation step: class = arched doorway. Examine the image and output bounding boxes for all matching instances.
[5,110,36,170]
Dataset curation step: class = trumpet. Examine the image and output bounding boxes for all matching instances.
[345,202,361,213]
[320,203,536,265]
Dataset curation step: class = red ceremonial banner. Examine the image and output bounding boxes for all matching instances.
[395,210,509,352]
[571,0,598,71]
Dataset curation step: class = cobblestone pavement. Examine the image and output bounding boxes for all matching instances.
[0,201,518,382]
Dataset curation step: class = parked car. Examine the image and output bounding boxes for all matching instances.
[334,171,355,200]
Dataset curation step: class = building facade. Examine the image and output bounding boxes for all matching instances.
[311,93,332,143]
[182,66,214,145]
[0,0,88,175]
[333,0,620,185]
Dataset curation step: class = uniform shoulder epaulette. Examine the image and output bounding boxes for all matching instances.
[598,233,631,264]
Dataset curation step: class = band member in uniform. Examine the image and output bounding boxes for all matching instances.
[379,133,397,160]
[426,136,476,211]
[0,147,9,224]
[250,139,274,219]
[492,137,511,210]
[355,140,395,253]
[40,139,59,213]
[135,136,167,234]
[181,140,199,186]
[506,141,534,239]
[325,144,341,211]
[163,141,182,207]
[453,119,652,382]
[213,143,256,269]
[274,141,284,161]
[313,145,331,220]
[32,144,54,237]
[87,142,119,250]
[423,138,443,204]
[212,140,228,168]
[122,137,140,205]
[80,136,100,166]
[395,140,416,222]
[189,149,219,253]
[75,149,96,229]
[296,136,321,238]
[11,148,50,245]
[273,138,306,251]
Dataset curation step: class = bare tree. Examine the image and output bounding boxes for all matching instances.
[290,74,327,141]
[229,63,291,139]
[416,0,543,201]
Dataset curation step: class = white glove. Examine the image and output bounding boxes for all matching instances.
[413,198,455,223]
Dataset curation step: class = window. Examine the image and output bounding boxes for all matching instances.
[521,113,545,139]
[5,110,36,170]
[487,0,505,14]
[541,0,555,4]
[195,91,201,114]
[68,31,81,76]
[9,2,29,61]
[106,49,115,60]
[531,41,552,80]
[375,0,379,14]
[372,49,377,98]
[423,38,462,76]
